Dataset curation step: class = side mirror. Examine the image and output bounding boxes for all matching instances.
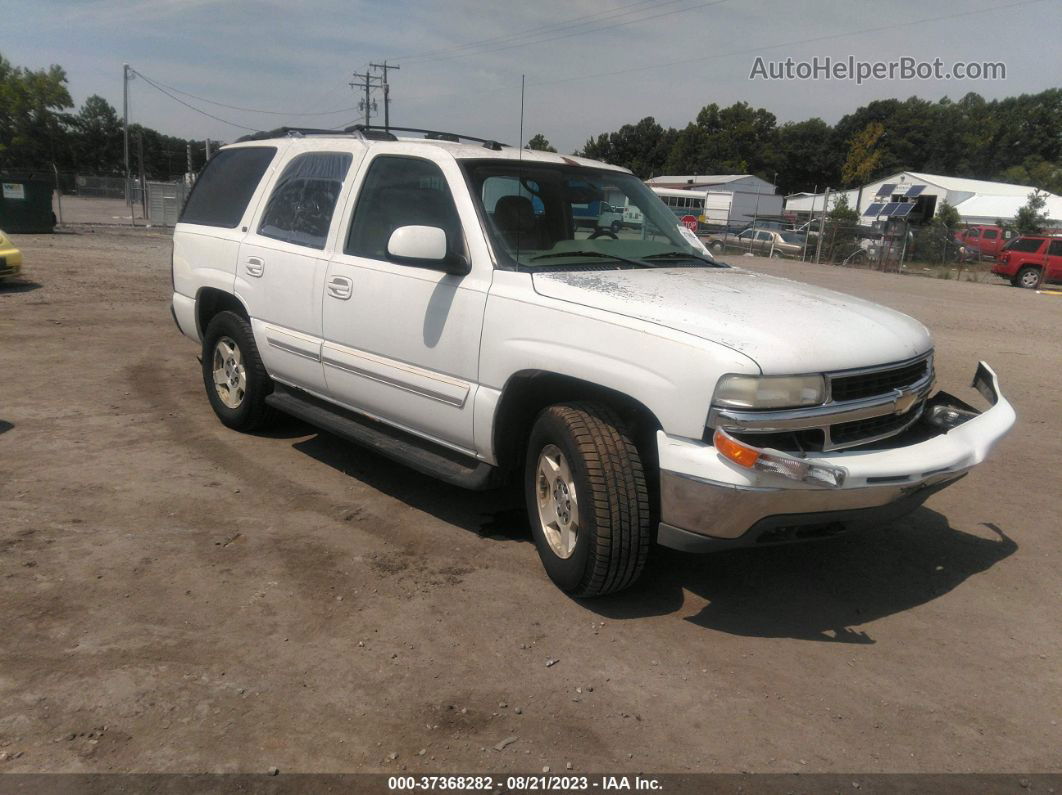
[387,225,469,275]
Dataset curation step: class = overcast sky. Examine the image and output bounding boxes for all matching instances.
[7,0,1059,153]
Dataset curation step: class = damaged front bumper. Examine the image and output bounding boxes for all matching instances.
[656,362,1016,551]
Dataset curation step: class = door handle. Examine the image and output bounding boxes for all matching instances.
[326,275,353,300]
[245,257,265,277]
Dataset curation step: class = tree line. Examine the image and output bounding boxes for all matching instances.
[1,53,212,181]
[530,89,1061,196]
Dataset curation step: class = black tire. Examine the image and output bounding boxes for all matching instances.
[523,402,651,597]
[1015,266,1041,289]
[201,310,276,431]
[610,220,623,233]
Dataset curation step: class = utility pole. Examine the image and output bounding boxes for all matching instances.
[205,138,212,160]
[123,63,133,224]
[369,61,400,132]
[137,131,147,220]
[814,187,831,264]
[350,71,380,126]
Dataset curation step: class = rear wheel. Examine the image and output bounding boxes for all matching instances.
[201,310,276,431]
[524,402,651,597]
[1015,266,1041,289]
[610,220,623,233]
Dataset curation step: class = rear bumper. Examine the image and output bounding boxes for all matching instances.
[656,361,1015,549]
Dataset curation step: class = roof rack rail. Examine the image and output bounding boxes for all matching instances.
[345,124,508,151]
[235,126,350,143]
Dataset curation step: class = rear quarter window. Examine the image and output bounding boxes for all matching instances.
[180,146,277,228]
[1009,237,1045,253]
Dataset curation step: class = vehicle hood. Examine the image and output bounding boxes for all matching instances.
[531,266,932,373]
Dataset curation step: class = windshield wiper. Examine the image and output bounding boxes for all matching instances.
[641,251,722,266]
[527,250,651,268]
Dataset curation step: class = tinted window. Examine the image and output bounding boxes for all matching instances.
[180,146,276,228]
[983,229,998,239]
[1009,237,1045,253]
[966,228,980,238]
[1048,240,1062,256]
[258,152,351,250]
[346,156,464,261]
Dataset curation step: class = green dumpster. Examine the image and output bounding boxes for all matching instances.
[0,179,56,233]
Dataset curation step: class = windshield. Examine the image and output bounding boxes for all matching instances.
[460,160,720,270]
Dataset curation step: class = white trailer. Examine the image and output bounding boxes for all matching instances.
[651,187,782,231]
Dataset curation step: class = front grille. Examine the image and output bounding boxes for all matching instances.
[829,408,921,447]
[829,359,929,402]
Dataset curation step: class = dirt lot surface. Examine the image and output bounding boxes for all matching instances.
[1,228,1059,774]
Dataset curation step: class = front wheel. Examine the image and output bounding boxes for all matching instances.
[524,402,651,597]
[201,310,276,431]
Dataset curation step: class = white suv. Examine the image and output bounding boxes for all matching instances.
[171,125,1015,597]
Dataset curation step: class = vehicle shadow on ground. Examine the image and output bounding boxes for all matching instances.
[281,424,1017,643]
[0,420,13,435]
[288,425,529,540]
[589,515,1017,644]
[0,280,42,294]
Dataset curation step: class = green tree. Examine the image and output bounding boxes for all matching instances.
[73,95,124,174]
[1014,190,1050,234]
[774,117,837,194]
[579,117,675,178]
[823,194,860,262]
[0,52,74,168]
[525,133,556,153]
[997,156,1062,195]
[913,200,961,263]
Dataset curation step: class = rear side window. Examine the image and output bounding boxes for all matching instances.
[180,147,276,228]
[983,229,998,239]
[1009,237,1045,253]
[1048,240,1062,256]
[258,152,352,250]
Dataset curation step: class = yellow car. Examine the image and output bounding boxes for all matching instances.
[0,229,22,280]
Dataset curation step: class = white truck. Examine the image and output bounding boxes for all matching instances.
[171,125,1015,597]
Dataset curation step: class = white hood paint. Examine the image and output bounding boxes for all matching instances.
[531,266,933,373]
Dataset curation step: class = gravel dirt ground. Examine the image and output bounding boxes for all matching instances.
[0,228,1059,775]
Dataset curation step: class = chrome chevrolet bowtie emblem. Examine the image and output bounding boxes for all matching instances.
[894,390,918,414]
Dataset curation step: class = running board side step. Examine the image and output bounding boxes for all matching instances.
[265,384,500,491]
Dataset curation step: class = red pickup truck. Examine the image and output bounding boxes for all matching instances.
[992,234,1062,288]
[954,224,1015,260]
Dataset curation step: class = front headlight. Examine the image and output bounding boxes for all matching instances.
[713,373,826,409]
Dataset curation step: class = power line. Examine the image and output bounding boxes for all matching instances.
[405,0,727,66]
[399,0,684,64]
[132,69,357,116]
[130,69,259,131]
[529,0,1048,88]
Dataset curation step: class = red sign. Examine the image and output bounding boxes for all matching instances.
[680,215,698,232]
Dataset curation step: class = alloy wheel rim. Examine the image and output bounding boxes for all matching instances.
[212,336,246,409]
[536,444,580,559]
